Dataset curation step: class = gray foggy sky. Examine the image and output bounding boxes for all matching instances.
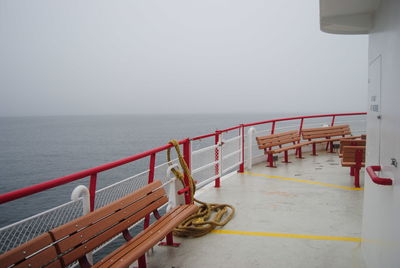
[0,0,368,116]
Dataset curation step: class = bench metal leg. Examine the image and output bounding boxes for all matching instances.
[354,167,361,188]
[138,255,147,268]
[159,232,180,247]
[78,257,91,268]
[282,151,291,163]
[350,167,355,176]
[328,141,335,153]
[266,154,277,168]
[296,147,305,159]
[311,143,318,156]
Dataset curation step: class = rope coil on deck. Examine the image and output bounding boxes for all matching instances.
[167,140,235,237]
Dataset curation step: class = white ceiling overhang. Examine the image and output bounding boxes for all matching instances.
[320,0,381,34]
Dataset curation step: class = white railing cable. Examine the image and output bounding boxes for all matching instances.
[222,149,241,160]
[192,161,219,174]
[191,144,218,156]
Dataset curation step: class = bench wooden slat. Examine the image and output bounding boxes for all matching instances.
[256,130,300,149]
[95,204,198,268]
[61,195,168,266]
[339,139,366,157]
[56,188,166,253]
[51,181,162,240]
[13,247,61,268]
[341,146,366,165]
[303,130,350,139]
[302,125,351,140]
[304,131,351,140]
[1,180,194,268]
[257,130,298,140]
[273,143,306,153]
[0,233,56,268]
[259,137,300,149]
[95,205,188,267]
[257,134,299,144]
[342,161,365,167]
[256,130,310,166]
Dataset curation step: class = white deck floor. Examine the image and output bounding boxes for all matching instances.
[142,151,365,268]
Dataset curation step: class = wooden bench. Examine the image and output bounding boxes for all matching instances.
[341,146,365,188]
[339,139,366,158]
[301,125,360,156]
[0,180,198,268]
[256,130,311,167]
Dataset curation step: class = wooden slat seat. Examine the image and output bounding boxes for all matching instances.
[0,181,198,268]
[0,233,62,268]
[94,204,197,268]
[301,125,357,155]
[256,130,310,167]
[339,139,366,158]
[341,146,365,188]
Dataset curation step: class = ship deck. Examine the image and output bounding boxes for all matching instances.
[142,150,365,268]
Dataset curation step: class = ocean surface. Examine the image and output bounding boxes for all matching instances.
[0,113,299,227]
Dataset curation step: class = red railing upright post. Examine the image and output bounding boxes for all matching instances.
[326,115,337,151]
[296,118,305,158]
[239,124,245,173]
[271,121,276,134]
[183,138,192,204]
[89,174,97,212]
[144,153,157,229]
[330,115,336,126]
[148,153,156,184]
[299,118,304,134]
[215,131,221,188]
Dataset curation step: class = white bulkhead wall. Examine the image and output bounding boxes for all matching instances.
[361,0,400,267]
[320,0,400,266]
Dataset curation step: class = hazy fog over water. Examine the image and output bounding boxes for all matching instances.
[0,0,368,117]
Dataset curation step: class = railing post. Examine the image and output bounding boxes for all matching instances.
[148,153,156,184]
[239,124,245,173]
[144,153,157,229]
[183,138,192,204]
[89,174,97,212]
[330,115,336,126]
[326,115,337,151]
[299,118,304,134]
[215,131,221,188]
[271,121,276,134]
[247,127,256,169]
[296,118,305,158]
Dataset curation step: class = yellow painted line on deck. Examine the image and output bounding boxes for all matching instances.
[211,230,361,242]
[243,172,363,191]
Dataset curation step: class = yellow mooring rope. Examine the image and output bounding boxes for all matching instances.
[167,140,235,237]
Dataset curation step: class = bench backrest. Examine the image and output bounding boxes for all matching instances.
[256,130,300,150]
[0,233,62,268]
[302,125,351,140]
[339,139,366,156]
[342,146,366,165]
[0,180,166,268]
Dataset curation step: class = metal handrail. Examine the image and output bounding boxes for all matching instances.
[366,166,393,186]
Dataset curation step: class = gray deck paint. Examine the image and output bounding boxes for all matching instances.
[139,151,364,268]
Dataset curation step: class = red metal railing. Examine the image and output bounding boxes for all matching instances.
[366,166,393,186]
[0,139,190,206]
[0,113,367,208]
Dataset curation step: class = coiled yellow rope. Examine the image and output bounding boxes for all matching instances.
[167,140,235,237]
